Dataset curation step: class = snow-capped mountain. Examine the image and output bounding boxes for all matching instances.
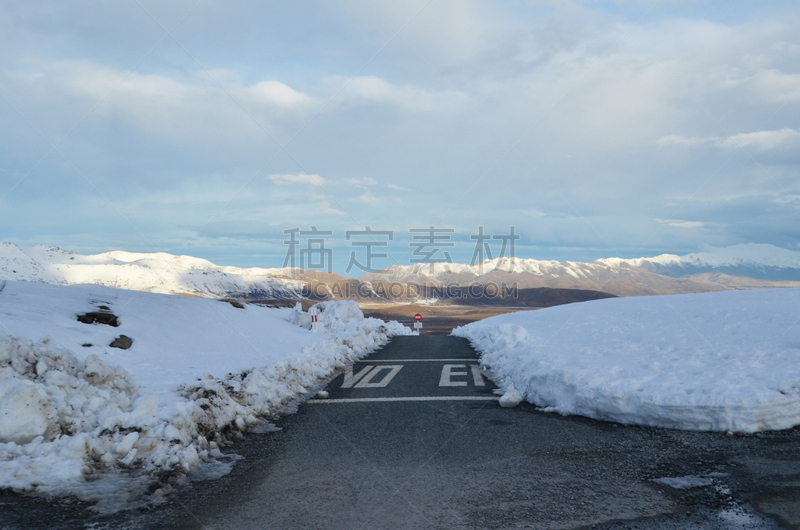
[614,244,800,280]
[1,242,798,300]
[361,243,800,296]
[360,257,717,296]
[0,242,309,299]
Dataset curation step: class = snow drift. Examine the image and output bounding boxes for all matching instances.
[0,281,410,512]
[453,288,800,433]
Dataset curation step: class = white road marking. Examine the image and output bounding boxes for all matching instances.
[341,365,375,388]
[439,364,468,387]
[307,396,499,404]
[471,364,486,387]
[354,365,403,388]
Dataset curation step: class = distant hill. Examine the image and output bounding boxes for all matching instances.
[1,242,798,303]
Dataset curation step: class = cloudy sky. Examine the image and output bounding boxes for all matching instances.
[1,0,798,274]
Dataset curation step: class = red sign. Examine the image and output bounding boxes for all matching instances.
[414,314,422,321]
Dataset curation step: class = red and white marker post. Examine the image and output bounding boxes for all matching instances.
[311,309,319,333]
[413,313,422,333]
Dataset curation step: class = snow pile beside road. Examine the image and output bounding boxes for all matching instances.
[453,289,800,432]
[0,281,409,512]
[286,299,365,332]
[0,334,198,510]
[0,336,138,446]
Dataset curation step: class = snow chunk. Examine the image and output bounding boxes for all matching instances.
[0,379,54,444]
[498,385,522,408]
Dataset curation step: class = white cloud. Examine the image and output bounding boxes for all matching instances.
[2,59,323,157]
[322,207,349,217]
[344,177,377,186]
[329,75,467,111]
[523,209,546,218]
[751,69,800,103]
[239,80,316,108]
[658,128,800,151]
[3,3,800,263]
[657,135,718,147]
[349,190,381,205]
[655,219,705,229]
[341,0,506,65]
[267,173,325,186]
[720,128,800,150]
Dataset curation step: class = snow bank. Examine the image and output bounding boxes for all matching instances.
[453,288,800,433]
[0,281,409,512]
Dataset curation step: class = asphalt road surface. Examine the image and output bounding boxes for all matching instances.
[2,336,800,529]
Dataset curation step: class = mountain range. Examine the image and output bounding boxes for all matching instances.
[361,244,800,296]
[1,242,799,302]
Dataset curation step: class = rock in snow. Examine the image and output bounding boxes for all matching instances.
[109,335,133,350]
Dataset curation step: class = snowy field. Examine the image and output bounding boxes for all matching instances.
[453,288,800,433]
[0,280,409,512]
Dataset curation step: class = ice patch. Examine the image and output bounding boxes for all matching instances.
[652,475,714,489]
